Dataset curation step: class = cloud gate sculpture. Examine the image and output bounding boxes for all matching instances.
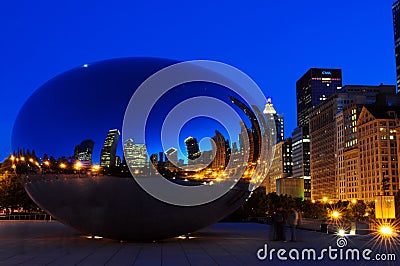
[11,57,275,240]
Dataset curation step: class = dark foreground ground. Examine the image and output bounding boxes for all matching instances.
[0,221,398,265]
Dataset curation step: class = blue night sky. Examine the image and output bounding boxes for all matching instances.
[0,0,397,161]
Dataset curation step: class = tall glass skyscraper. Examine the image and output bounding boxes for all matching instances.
[184,136,201,161]
[296,68,342,127]
[263,98,284,144]
[293,68,342,200]
[124,139,147,169]
[100,129,120,167]
[393,0,400,89]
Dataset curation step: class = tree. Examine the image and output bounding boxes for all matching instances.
[0,156,38,213]
[343,201,367,221]
[0,173,37,213]
[300,200,327,219]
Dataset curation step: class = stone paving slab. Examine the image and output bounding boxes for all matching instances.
[0,221,399,265]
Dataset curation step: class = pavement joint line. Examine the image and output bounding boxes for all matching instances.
[213,239,248,265]
[103,244,124,265]
[193,236,219,265]
[178,239,192,266]
[131,245,143,265]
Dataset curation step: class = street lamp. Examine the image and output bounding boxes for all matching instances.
[331,210,341,220]
[379,224,394,238]
[74,161,83,170]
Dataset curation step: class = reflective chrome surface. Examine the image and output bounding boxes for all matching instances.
[12,57,274,240]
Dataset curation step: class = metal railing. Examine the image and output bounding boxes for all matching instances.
[0,213,54,221]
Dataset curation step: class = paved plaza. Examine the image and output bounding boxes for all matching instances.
[0,221,398,265]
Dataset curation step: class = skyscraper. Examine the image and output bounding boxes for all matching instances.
[229,96,261,166]
[150,153,158,169]
[165,147,178,170]
[267,138,292,193]
[263,98,284,144]
[100,129,120,167]
[124,139,147,169]
[309,93,365,201]
[291,126,311,200]
[358,105,400,201]
[184,136,201,161]
[293,68,342,200]
[74,139,94,167]
[393,0,400,89]
[310,85,397,201]
[338,85,396,201]
[296,68,342,127]
[210,130,228,171]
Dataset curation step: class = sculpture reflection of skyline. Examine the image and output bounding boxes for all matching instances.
[11,92,275,189]
[8,57,277,241]
[11,125,249,184]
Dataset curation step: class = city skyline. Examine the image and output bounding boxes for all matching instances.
[0,0,397,161]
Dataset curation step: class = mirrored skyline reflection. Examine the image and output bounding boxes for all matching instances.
[123,60,276,206]
[12,58,276,206]
[11,59,259,164]
[10,57,276,241]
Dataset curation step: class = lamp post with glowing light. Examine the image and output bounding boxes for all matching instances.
[378,224,394,238]
[331,210,341,220]
[59,163,66,174]
[74,161,83,177]
[91,165,100,176]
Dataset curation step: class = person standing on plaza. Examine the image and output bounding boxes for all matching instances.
[287,207,298,242]
[273,206,287,241]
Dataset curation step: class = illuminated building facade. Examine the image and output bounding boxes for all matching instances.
[165,147,178,170]
[340,103,365,201]
[310,85,397,201]
[124,139,147,169]
[185,136,201,162]
[267,138,292,193]
[294,68,342,200]
[150,153,158,169]
[73,139,94,167]
[230,96,261,167]
[393,0,400,89]
[296,68,342,127]
[338,85,396,201]
[311,85,398,201]
[263,98,284,144]
[210,130,229,171]
[276,177,304,199]
[291,126,310,200]
[309,92,378,201]
[100,129,120,167]
[357,106,400,201]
